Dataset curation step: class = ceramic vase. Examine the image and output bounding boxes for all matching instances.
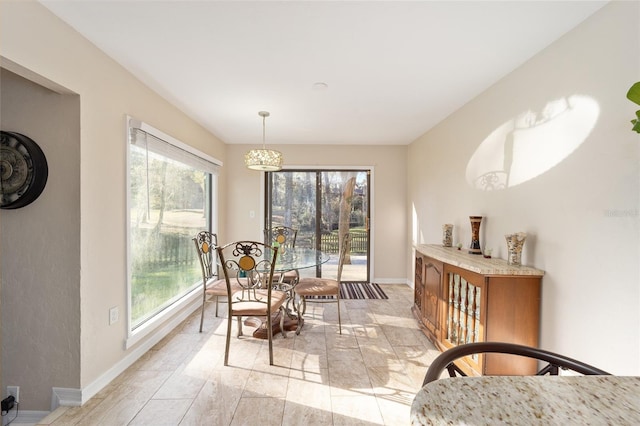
[442,224,453,247]
[505,232,527,265]
[468,216,483,255]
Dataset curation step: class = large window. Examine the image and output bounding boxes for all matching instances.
[127,118,220,335]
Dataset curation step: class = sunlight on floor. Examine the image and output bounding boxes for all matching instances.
[39,284,440,425]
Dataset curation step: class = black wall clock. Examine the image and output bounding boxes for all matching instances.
[0,131,48,209]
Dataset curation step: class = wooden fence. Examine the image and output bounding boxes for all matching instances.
[311,232,368,254]
[131,229,196,269]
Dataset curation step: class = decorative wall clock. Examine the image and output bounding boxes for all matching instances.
[0,130,48,209]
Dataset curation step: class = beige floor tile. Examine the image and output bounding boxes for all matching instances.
[242,369,290,398]
[230,397,285,426]
[78,370,173,424]
[129,399,192,425]
[367,362,420,398]
[357,338,397,368]
[331,395,384,425]
[328,364,374,397]
[180,370,248,426]
[325,329,359,350]
[45,398,104,426]
[283,374,333,424]
[375,395,412,425]
[152,364,207,400]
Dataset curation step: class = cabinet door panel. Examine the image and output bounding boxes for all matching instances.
[422,261,442,336]
[414,255,423,313]
[442,265,486,374]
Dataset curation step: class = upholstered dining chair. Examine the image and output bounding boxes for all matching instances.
[216,240,287,366]
[192,231,229,332]
[294,233,351,334]
[264,225,299,284]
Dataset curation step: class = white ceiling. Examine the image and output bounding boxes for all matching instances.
[40,1,607,146]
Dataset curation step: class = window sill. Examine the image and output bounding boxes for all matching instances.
[125,287,200,350]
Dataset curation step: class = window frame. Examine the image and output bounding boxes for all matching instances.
[125,116,222,348]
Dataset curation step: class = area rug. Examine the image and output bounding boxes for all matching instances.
[306,282,389,300]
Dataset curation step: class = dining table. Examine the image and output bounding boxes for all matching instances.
[245,246,330,339]
[410,375,640,425]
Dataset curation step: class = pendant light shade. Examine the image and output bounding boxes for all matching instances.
[244,111,283,171]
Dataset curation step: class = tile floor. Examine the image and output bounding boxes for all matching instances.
[39,284,440,425]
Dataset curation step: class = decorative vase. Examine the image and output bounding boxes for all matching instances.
[505,232,527,265]
[468,216,483,255]
[442,224,453,247]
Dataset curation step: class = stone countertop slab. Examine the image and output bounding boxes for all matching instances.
[411,375,640,425]
[415,244,545,276]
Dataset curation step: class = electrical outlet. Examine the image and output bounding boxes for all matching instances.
[7,386,18,404]
[109,306,119,325]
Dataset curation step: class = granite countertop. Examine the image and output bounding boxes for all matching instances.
[415,244,545,276]
[411,375,640,425]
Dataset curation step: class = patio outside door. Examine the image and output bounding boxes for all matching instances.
[265,169,370,282]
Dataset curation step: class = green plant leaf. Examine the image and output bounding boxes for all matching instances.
[627,82,640,105]
[632,118,640,133]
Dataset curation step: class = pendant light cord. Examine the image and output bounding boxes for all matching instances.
[258,111,270,149]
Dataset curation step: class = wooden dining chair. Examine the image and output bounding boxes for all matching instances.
[216,240,287,366]
[264,225,299,284]
[294,233,351,334]
[192,231,228,332]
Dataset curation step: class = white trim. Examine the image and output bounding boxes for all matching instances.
[127,116,223,167]
[125,287,200,349]
[374,278,410,285]
[282,165,372,171]
[1,409,49,426]
[51,388,81,410]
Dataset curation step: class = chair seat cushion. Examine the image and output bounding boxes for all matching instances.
[273,269,298,282]
[230,289,287,316]
[295,278,339,296]
[205,278,243,296]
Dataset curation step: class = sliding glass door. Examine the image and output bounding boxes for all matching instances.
[265,169,370,282]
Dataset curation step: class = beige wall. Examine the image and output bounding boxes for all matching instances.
[225,144,407,282]
[407,1,639,375]
[1,0,227,411]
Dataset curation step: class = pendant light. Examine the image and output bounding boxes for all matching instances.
[244,111,283,171]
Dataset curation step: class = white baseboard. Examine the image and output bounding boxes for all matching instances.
[1,409,49,426]
[51,387,82,409]
[373,278,410,285]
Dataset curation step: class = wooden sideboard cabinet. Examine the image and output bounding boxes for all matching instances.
[413,244,544,376]
[412,255,443,340]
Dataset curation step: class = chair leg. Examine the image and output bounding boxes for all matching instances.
[199,292,206,333]
[267,310,274,365]
[337,295,342,335]
[224,314,232,366]
[300,296,307,316]
[215,296,219,317]
[279,307,287,338]
[237,316,243,337]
